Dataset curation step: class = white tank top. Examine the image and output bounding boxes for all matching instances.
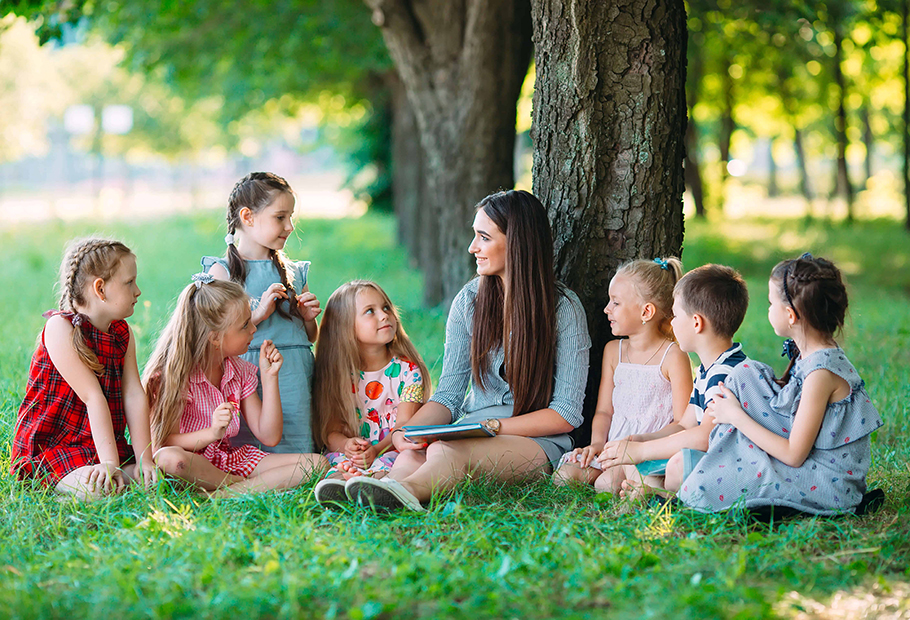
[608,340,676,441]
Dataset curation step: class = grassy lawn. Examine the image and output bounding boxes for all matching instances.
[1,212,908,619]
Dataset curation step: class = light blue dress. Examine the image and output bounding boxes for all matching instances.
[202,256,314,453]
[678,348,883,515]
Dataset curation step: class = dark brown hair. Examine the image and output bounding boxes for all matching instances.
[226,172,299,322]
[471,190,557,416]
[771,254,848,385]
[674,264,749,339]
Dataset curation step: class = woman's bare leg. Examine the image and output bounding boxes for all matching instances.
[387,448,427,482]
[396,436,550,503]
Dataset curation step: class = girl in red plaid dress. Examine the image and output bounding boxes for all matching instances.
[12,239,159,499]
[144,276,327,494]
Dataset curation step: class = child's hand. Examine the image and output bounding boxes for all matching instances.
[704,383,746,427]
[259,339,283,376]
[343,437,370,459]
[350,444,379,469]
[255,283,288,322]
[138,459,159,489]
[296,291,322,322]
[597,438,639,468]
[88,461,125,495]
[567,445,601,469]
[211,402,236,440]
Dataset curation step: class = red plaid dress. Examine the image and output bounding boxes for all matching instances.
[12,312,132,484]
[181,356,268,477]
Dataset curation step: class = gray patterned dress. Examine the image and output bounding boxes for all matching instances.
[678,348,883,515]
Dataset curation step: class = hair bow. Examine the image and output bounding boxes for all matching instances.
[781,338,799,361]
[192,272,215,289]
[653,257,669,271]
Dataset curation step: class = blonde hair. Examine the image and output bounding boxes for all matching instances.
[312,280,431,450]
[58,238,133,374]
[615,257,683,339]
[143,279,249,449]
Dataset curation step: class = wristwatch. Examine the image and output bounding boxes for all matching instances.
[482,418,502,435]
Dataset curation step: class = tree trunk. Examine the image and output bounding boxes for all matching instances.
[832,25,854,221]
[904,0,910,230]
[686,39,706,218]
[793,127,813,204]
[530,0,687,442]
[768,139,779,198]
[389,72,424,262]
[365,0,533,306]
[861,103,873,184]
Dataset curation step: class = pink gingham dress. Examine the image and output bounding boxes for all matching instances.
[181,356,268,477]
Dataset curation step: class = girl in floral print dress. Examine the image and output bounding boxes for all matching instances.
[679,254,883,514]
[311,281,430,504]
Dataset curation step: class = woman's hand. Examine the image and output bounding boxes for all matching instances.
[392,429,426,452]
[343,437,370,459]
[566,444,601,469]
[704,383,747,427]
[88,461,125,495]
[211,402,235,441]
[296,291,322,322]
[259,339,283,376]
[254,283,288,324]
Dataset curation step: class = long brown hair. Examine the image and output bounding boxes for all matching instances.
[143,279,249,449]
[471,190,557,416]
[312,280,431,449]
[225,172,300,322]
[58,238,133,374]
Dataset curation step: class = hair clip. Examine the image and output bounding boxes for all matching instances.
[653,257,669,271]
[224,233,235,246]
[192,272,215,289]
[799,252,813,260]
[781,338,799,361]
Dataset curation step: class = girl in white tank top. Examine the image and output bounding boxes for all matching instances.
[553,258,693,495]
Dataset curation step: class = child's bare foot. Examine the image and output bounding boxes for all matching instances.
[620,477,662,503]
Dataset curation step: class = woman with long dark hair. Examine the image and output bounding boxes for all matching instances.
[340,189,590,511]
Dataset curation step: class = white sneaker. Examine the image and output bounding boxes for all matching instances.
[345,476,425,512]
[314,478,349,508]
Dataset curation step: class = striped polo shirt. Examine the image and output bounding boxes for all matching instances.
[690,343,748,423]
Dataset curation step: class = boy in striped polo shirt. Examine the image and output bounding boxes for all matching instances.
[598,264,751,498]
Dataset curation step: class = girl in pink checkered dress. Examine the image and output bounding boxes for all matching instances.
[144,275,327,494]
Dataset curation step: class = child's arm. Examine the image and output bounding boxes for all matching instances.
[44,317,125,491]
[239,340,284,446]
[297,284,320,343]
[664,345,695,424]
[121,327,158,486]
[164,403,233,452]
[598,404,711,466]
[568,341,617,468]
[707,372,845,468]
[208,262,288,327]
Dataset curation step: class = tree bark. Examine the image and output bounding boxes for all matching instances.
[365,0,533,305]
[530,0,687,440]
[793,127,813,205]
[686,40,706,218]
[860,103,873,184]
[832,25,854,221]
[389,72,423,261]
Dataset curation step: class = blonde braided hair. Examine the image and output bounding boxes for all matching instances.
[58,238,133,374]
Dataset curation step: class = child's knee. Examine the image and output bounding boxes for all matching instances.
[594,469,623,494]
[154,447,190,476]
[664,452,685,492]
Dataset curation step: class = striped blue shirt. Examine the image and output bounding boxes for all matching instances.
[690,343,748,423]
[429,278,591,427]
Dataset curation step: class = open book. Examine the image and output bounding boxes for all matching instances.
[402,423,495,443]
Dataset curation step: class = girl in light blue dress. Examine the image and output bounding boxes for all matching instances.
[203,172,321,453]
[678,254,883,515]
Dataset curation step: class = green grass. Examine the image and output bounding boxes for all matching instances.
[1,212,909,619]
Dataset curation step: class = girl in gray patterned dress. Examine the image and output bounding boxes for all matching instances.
[678,254,883,515]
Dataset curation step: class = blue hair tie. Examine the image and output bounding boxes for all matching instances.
[781,338,799,361]
[653,257,669,271]
[191,272,215,289]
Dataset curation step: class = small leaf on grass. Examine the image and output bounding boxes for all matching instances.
[496,554,512,578]
[341,559,359,580]
[594,492,614,506]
